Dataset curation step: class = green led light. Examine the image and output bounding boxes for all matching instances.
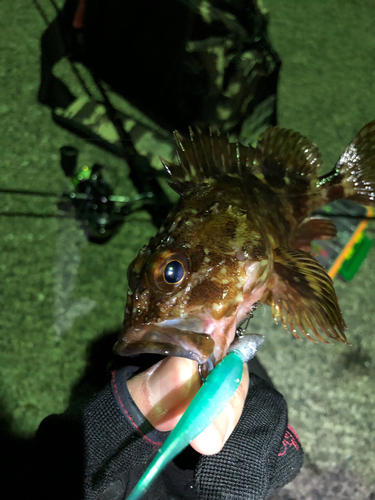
[71,166,92,186]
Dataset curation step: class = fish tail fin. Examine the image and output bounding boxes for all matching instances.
[320,121,375,206]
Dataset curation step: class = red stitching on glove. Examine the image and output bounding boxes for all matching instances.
[278,424,300,457]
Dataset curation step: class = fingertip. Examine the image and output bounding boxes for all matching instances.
[190,425,225,455]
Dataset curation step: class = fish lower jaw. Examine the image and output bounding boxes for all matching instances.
[115,312,248,368]
[114,322,215,365]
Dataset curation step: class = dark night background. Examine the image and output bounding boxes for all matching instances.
[0,1,374,498]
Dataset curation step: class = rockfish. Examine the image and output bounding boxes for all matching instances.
[114,122,375,372]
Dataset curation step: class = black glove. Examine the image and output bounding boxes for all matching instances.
[36,360,303,500]
[195,373,303,499]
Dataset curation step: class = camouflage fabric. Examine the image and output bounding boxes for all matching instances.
[181,0,280,143]
[42,0,280,171]
[53,96,175,171]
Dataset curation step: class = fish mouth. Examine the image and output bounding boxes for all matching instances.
[114,323,215,365]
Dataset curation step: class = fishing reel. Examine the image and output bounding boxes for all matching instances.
[59,146,153,243]
[1,144,170,244]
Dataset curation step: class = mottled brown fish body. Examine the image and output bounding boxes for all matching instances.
[120,174,273,365]
[115,122,375,369]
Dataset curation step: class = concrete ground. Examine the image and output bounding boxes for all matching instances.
[0,0,374,498]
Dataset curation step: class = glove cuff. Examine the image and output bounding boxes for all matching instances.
[111,365,169,446]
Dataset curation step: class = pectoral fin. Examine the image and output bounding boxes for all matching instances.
[291,217,337,250]
[266,247,347,343]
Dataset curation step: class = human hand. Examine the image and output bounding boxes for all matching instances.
[126,356,249,455]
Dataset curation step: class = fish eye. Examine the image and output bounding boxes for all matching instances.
[163,260,185,284]
[149,249,189,292]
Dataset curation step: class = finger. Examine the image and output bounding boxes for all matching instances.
[127,357,201,431]
[190,363,249,455]
[127,357,249,454]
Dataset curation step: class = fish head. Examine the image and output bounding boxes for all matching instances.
[114,177,271,369]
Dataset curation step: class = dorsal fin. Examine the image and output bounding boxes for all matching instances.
[253,126,323,222]
[160,126,324,215]
[160,128,255,193]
